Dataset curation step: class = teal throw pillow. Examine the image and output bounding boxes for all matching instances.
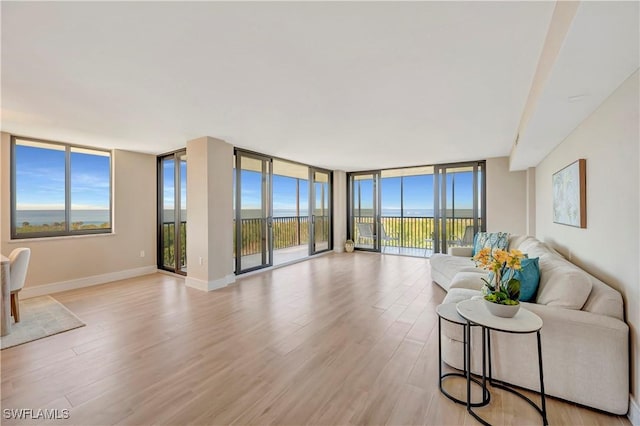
[472,232,479,256]
[473,232,510,256]
[513,257,540,302]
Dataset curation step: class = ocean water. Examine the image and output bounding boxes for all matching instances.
[17,208,475,225]
[16,210,110,225]
[235,208,475,219]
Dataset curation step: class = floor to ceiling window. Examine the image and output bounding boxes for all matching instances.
[380,166,435,255]
[234,149,332,274]
[348,161,485,257]
[434,162,486,254]
[350,172,378,250]
[158,150,187,274]
[272,159,310,265]
[311,169,331,253]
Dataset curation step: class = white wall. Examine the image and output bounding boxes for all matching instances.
[0,132,157,291]
[486,156,528,235]
[535,70,640,414]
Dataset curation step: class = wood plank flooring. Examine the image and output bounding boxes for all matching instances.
[0,252,630,425]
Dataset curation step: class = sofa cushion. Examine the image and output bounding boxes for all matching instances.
[517,237,567,260]
[449,271,487,291]
[442,288,482,305]
[430,254,482,290]
[536,255,593,309]
[473,232,510,256]
[513,257,540,302]
[518,238,553,258]
[508,235,530,250]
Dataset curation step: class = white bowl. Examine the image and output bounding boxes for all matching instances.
[484,299,520,318]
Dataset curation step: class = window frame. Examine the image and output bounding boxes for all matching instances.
[10,135,113,239]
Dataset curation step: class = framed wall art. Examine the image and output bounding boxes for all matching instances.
[552,159,586,228]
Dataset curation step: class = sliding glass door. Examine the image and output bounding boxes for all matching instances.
[380,166,435,256]
[310,168,331,254]
[234,149,333,273]
[434,162,485,254]
[158,151,187,274]
[271,159,310,265]
[348,162,484,256]
[235,152,273,273]
[350,172,380,251]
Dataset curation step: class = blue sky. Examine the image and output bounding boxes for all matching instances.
[239,169,475,213]
[240,171,309,212]
[15,144,110,210]
[162,158,187,210]
[18,143,474,215]
[356,171,474,212]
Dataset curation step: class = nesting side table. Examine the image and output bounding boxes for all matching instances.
[436,303,490,407]
[457,299,548,426]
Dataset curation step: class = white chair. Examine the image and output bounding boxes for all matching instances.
[457,225,475,247]
[424,232,435,257]
[9,248,30,323]
[356,222,374,247]
[379,224,399,253]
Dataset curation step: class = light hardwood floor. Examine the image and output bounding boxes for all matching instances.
[1,253,630,425]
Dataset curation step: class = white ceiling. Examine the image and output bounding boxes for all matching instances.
[1,2,637,172]
[510,1,640,170]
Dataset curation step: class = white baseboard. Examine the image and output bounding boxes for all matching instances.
[185,274,235,292]
[21,265,158,299]
[629,395,640,426]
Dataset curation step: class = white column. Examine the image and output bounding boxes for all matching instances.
[185,137,235,291]
[526,167,536,237]
[332,170,347,252]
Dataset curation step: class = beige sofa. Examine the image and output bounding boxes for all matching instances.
[430,236,629,415]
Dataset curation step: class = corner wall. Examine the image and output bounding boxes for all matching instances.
[185,136,235,291]
[534,71,640,416]
[486,157,528,235]
[0,132,157,294]
[332,170,347,252]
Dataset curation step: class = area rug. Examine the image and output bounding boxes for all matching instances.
[1,295,85,350]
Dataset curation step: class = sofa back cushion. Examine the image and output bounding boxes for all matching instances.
[535,255,592,310]
[473,232,510,256]
[508,235,529,250]
[517,237,555,258]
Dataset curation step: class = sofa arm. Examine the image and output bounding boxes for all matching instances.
[520,303,629,414]
[443,302,630,414]
[448,246,473,257]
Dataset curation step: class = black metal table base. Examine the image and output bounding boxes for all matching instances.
[464,322,549,426]
[440,372,490,407]
[438,316,490,408]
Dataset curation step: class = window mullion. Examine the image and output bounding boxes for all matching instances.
[65,145,71,233]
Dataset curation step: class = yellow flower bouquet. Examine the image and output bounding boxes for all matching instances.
[473,247,525,306]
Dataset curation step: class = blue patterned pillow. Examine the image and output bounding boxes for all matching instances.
[472,232,510,256]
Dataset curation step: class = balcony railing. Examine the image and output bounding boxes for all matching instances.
[163,216,481,266]
[233,216,310,256]
[161,221,187,269]
[354,216,480,249]
[233,215,330,256]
